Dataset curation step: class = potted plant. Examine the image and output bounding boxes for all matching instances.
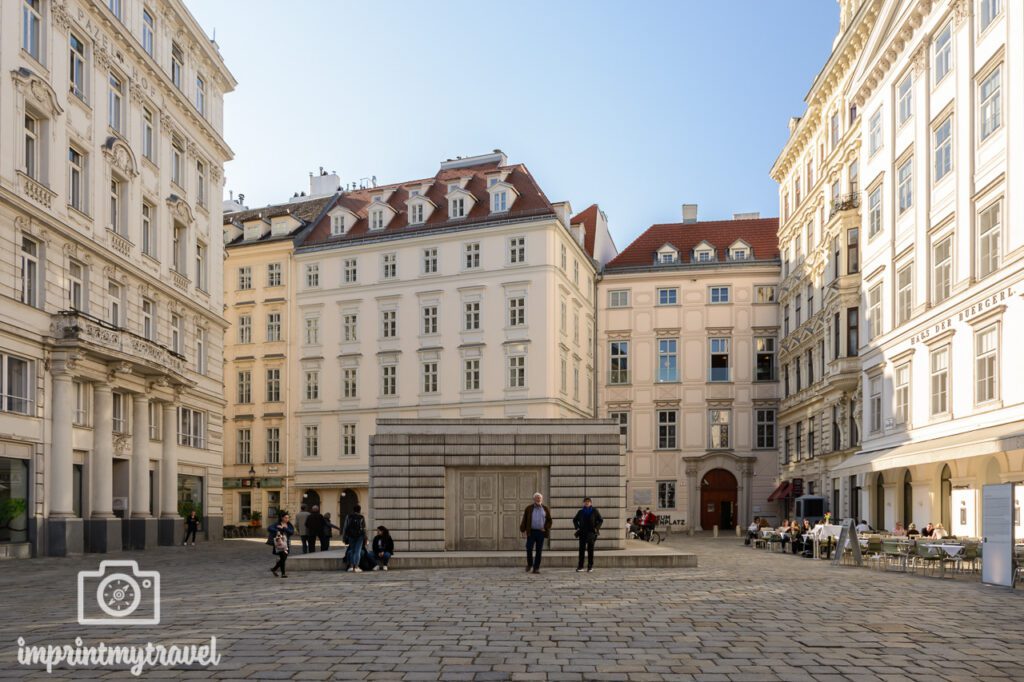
[249,510,262,528]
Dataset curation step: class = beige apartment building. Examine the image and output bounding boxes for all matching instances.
[220,152,617,526]
[598,209,781,530]
[768,0,878,519]
[220,183,335,527]
[0,0,234,556]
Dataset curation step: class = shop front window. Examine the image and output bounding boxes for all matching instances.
[0,457,29,543]
[177,474,204,519]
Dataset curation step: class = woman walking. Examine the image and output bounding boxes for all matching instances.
[267,512,295,578]
[371,526,395,571]
[183,510,200,546]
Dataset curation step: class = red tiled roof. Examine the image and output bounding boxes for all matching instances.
[606,217,780,269]
[299,161,555,247]
[570,204,600,258]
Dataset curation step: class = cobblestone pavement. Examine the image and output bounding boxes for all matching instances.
[1,534,1022,680]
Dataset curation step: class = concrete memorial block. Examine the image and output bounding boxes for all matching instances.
[370,418,626,552]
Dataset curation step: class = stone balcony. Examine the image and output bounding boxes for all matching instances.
[50,310,190,383]
[18,171,57,209]
[826,355,860,391]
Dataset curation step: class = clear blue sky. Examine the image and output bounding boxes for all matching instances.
[188,1,838,249]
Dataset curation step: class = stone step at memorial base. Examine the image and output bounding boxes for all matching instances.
[285,542,696,571]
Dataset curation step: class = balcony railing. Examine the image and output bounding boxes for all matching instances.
[18,171,56,209]
[829,192,860,219]
[52,310,187,377]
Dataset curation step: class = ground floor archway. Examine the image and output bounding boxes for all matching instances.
[301,489,320,512]
[339,488,359,521]
[700,468,738,531]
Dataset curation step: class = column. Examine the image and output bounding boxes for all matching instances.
[130,394,150,517]
[91,384,114,517]
[161,402,178,518]
[49,372,75,517]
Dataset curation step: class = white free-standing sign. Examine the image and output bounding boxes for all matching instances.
[981,483,1015,587]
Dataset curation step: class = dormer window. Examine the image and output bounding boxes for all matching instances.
[370,209,384,230]
[728,240,752,261]
[656,244,679,264]
[492,191,507,212]
[448,183,460,193]
[658,252,677,264]
[451,197,465,219]
[410,203,424,224]
[331,214,345,236]
[409,189,420,197]
[373,194,383,203]
[731,248,749,260]
[693,240,716,263]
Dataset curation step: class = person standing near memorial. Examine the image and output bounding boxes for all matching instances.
[305,505,325,553]
[295,505,311,554]
[573,497,603,573]
[519,492,552,574]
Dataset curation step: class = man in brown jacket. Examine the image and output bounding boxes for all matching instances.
[519,492,552,574]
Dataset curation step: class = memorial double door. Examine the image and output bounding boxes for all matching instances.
[456,469,542,551]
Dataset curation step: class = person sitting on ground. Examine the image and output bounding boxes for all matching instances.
[892,521,907,537]
[906,522,920,537]
[855,519,871,533]
[921,522,935,538]
[932,523,949,540]
[371,526,394,571]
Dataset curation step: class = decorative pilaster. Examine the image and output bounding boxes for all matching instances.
[48,359,76,518]
[91,384,115,518]
[130,394,151,517]
[161,401,178,519]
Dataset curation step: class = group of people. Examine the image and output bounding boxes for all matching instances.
[890,521,949,539]
[520,493,605,573]
[265,504,394,578]
[746,516,815,555]
[628,507,658,541]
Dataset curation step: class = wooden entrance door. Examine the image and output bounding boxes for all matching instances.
[456,469,542,550]
[700,468,738,530]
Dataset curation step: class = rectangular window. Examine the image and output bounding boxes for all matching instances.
[657,410,678,449]
[657,339,678,382]
[22,0,42,61]
[238,315,252,344]
[755,337,776,381]
[171,138,184,187]
[870,376,882,433]
[23,114,39,180]
[68,147,85,212]
[450,197,465,218]
[795,294,802,326]
[657,288,678,305]
[382,253,397,279]
[930,347,949,416]
[898,158,913,214]
[195,75,206,116]
[609,341,629,384]
[409,203,424,224]
[934,22,952,83]
[463,359,480,391]
[237,266,251,290]
[657,481,676,510]
[755,286,776,304]
[507,355,526,389]
[422,248,437,274]
[806,348,814,385]
[895,363,910,426]
[934,117,952,182]
[331,214,346,235]
[464,243,480,269]
[343,314,358,342]
[608,290,630,307]
[847,307,859,357]
[975,326,998,404]
[869,110,882,155]
[304,316,319,345]
[755,409,775,449]
[709,410,731,449]
[303,426,319,458]
[897,73,913,125]
[463,302,480,331]
[508,297,526,327]
[108,73,123,132]
[267,263,282,287]
[196,160,206,206]
[370,210,384,230]
[237,370,251,404]
[266,368,281,402]
[343,259,358,283]
[709,286,730,304]
[830,111,840,149]
[108,281,122,326]
[112,392,127,433]
[422,362,438,394]
[978,200,1001,278]
[381,310,397,338]
[980,67,1001,141]
[70,33,87,100]
[141,202,157,258]
[493,190,507,212]
[868,186,882,238]
[142,108,154,161]
[896,264,913,326]
[868,283,882,340]
[68,260,85,311]
[109,179,123,234]
[981,0,1001,31]
[170,313,181,353]
[422,306,438,335]
[342,368,358,398]
[266,312,281,342]
[509,237,526,264]
[195,242,207,291]
[933,237,952,303]
[177,408,205,449]
[342,424,357,456]
[709,337,730,382]
[142,9,155,56]
[171,42,184,90]
[195,328,206,375]
[2,353,33,415]
[808,417,815,458]
[266,428,280,464]
[302,263,320,289]
[381,365,397,396]
[237,429,251,465]
[795,422,803,460]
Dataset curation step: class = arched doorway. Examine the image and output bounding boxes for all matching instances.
[902,470,913,526]
[700,469,738,531]
[339,489,359,521]
[874,473,885,530]
[302,489,320,512]
[940,465,952,530]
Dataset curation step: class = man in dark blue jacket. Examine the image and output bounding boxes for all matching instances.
[573,497,604,573]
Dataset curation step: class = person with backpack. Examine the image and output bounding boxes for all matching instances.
[320,512,341,551]
[304,506,325,554]
[267,513,294,578]
[371,526,395,571]
[573,497,603,573]
[342,504,367,572]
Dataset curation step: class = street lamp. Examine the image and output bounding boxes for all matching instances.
[248,465,261,528]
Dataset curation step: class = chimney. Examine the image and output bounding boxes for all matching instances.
[681,204,698,224]
[788,116,802,135]
[733,212,760,220]
[309,169,340,197]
